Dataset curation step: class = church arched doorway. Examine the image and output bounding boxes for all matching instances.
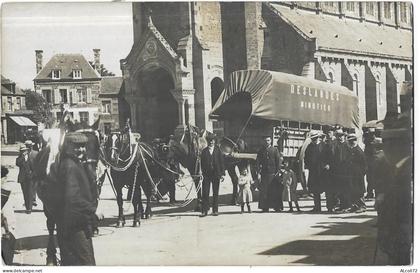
[136,67,178,140]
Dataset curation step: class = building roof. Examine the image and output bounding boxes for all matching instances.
[100,77,123,95]
[267,3,413,60]
[34,53,100,81]
[1,75,26,96]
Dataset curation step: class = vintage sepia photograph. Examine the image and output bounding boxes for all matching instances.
[0,0,414,269]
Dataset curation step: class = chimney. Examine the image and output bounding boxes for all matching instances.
[93,49,101,73]
[35,50,43,74]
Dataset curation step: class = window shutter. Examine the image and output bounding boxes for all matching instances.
[71,88,78,104]
[53,89,60,104]
[2,97,7,111]
[87,88,92,103]
[21,97,25,109]
[10,97,14,112]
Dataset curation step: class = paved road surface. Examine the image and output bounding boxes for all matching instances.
[1,154,378,266]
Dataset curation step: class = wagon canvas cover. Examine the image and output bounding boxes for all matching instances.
[210,70,359,128]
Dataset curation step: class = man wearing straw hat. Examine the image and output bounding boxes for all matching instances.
[304,130,328,212]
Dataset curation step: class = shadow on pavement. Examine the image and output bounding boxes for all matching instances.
[258,217,377,265]
[15,234,50,250]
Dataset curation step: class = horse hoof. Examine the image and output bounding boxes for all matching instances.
[141,215,146,220]
[133,220,140,227]
[116,221,125,228]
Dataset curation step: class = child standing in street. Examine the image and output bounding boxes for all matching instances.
[238,166,253,213]
[281,161,301,212]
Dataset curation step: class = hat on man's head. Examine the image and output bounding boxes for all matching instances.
[335,129,345,136]
[24,140,34,146]
[64,132,88,145]
[381,113,411,140]
[309,130,322,139]
[19,145,29,152]
[347,133,357,141]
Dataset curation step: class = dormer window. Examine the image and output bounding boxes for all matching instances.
[52,70,61,79]
[73,69,82,79]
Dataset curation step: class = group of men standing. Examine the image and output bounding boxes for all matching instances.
[304,127,367,213]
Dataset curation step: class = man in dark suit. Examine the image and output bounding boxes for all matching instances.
[200,134,225,217]
[25,140,39,207]
[57,132,97,265]
[256,135,282,212]
[305,130,329,212]
[16,145,33,214]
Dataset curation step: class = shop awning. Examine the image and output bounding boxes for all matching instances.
[9,116,37,127]
[210,70,359,128]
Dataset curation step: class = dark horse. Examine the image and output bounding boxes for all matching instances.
[33,119,101,265]
[102,130,176,227]
[167,125,208,212]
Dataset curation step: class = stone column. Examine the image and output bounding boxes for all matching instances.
[171,88,195,138]
[128,98,137,131]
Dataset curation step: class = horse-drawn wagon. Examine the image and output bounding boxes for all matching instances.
[210,69,359,158]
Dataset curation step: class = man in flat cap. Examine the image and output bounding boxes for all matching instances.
[200,134,225,216]
[56,132,97,265]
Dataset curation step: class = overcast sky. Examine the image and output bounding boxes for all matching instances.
[1,2,133,89]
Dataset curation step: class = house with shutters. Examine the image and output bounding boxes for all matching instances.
[1,75,36,144]
[33,49,102,126]
[98,76,125,133]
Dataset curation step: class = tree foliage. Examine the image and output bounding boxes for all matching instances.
[24,89,54,128]
[89,62,115,76]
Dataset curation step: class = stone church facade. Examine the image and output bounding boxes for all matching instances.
[121,2,412,141]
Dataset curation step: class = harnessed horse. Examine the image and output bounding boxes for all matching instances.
[167,125,208,212]
[33,119,101,266]
[101,130,177,227]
